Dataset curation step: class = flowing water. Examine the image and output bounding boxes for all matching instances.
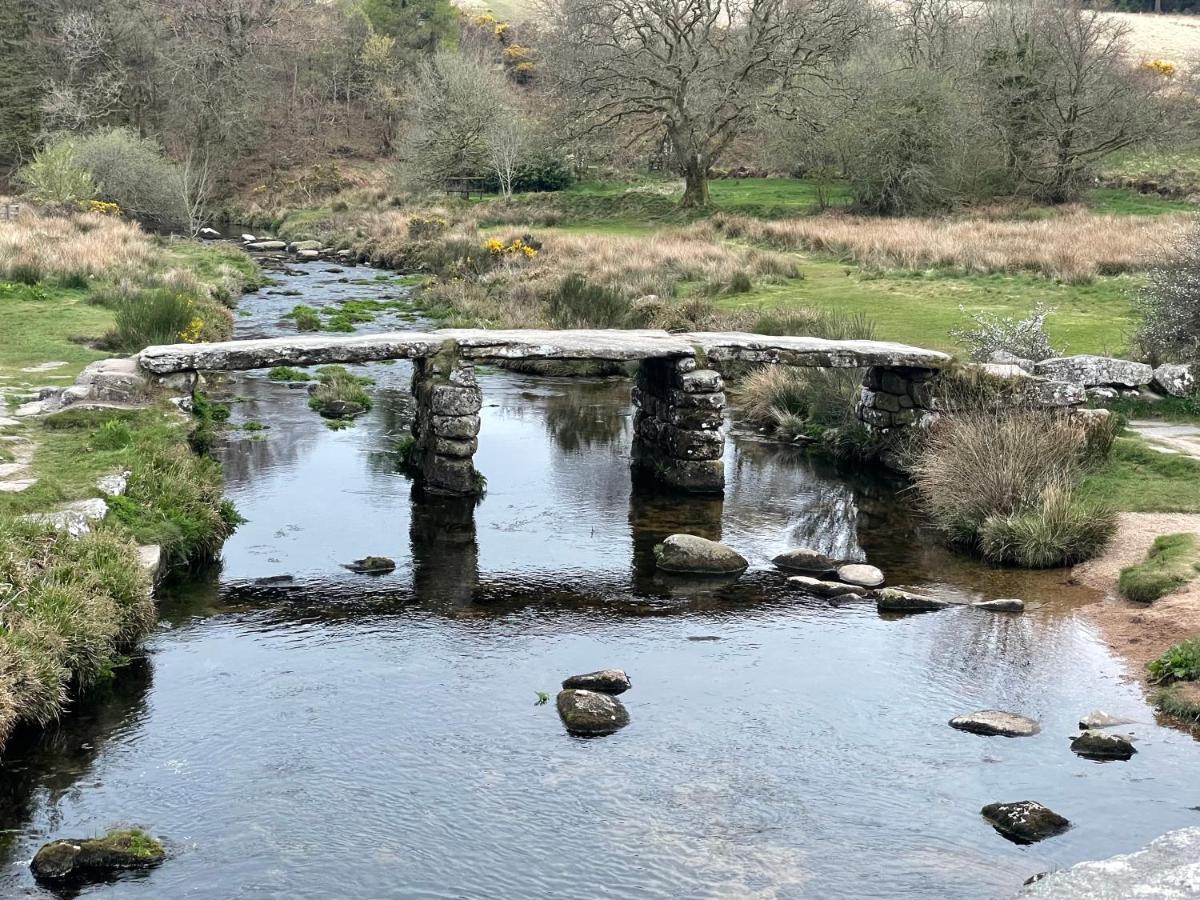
[2,261,1199,899]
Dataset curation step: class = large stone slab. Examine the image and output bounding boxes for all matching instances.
[138,333,446,374]
[686,332,951,370]
[1034,355,1153,388]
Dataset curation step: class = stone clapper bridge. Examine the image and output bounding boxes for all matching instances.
[132,329,950,495]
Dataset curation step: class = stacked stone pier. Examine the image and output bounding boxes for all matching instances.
[130,328,952,497]
[632,357,726,492]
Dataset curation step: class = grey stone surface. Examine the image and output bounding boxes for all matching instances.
[23,498,109,537]
[556,689,630,736]
[949,710,1041,737]
[787,576,867,597]
[689,332,951,370]
[137,544,163,583]
[974,598,1025,612]
[96,471,129,497]
[773,548,839,574]
[562,669,632,695]
[654,534,748,575]
[982,801,1069,844]
[988,350,1034,371]
[836,563,884,588]
[1153,363,1196,398]
[876,588,953,613]
[246,240,287,250]
[1034,355,1153,388]
[1078,710,1133,729]
[1070,729,1136,760]
[1017,827,1200,898]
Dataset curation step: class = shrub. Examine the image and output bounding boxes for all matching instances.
[268,366,312,382]
[911,410,1117,566]
[949,303,1060,362]
[106,288,230,353]
[548,273,631,328]
[1119,533,1200,602]
[408,215,449,240]
[16,140,97,207]
[480,156,574,194]
[73,129,188,230]
[289,305,322,332]
[93,420,134,450]
[308,366,373,420]
[1133,224,1200,365]
[1148,639,1200,684]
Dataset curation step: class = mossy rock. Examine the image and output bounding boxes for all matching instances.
[31,829,165,883]
[343,556,396,575]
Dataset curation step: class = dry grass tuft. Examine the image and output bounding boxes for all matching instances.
[706,211,1191,282]
[0,210,153,285]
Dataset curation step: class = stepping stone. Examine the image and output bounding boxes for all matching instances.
[556,689,630,736]
[0,462,27,478]
[0,478,37,493]
[876,588,953,613]
[950,710,1041,737]
[655,534,748,575]
[1078,710,1133,730]
[772,547,838,574]
[1070,730,1136,760]
[562,669,631,695]
[837,563,884,587]
[973,598,1025,612]
[982,801,1070,844]
[787,575,867,597]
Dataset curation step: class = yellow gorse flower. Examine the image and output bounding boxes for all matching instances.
[87,200,121,216]
[1142,59,1176,78]
[483,238,538,259]
[179,316,204,343]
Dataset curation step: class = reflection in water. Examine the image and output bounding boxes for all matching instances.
[4,262,1200,900]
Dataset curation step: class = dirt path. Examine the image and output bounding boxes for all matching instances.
[1073,513,1200,677]
[1129,419,1200,461]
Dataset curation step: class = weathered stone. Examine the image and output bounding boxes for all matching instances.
[655,459,725,493]
[556,689,630,736]
[693,334,950,370]
[96,471,129,497]
[876,588,952,613]
[787,575,866,597]
[23,498,108,537]
[662,425,724,460]
[296,249,320,261]
[1070,729,1136,760]
[1034,355,1153,388]
[137,544,163,582]
[429,383,482,417]
[973,598,1025,612]
[31,830,165,883]
[836,563,884,588]
[654,534,747,574]
[677,369,723,393]
[663,406,724,430]
[1153,363,1196,398]
[1078,710,1133,730]
[980,363,1031,379]
[988,350,1035,371]
[421,455,478,495]
[667,389,726,410]
[982,801,1070,844]
[288,240,322,252]
[433,436,478,459]
[772,547,839,575]
[246,240,287,251]
[873,391,902,413]
[562,669,631,695]
[949,710,1041,737]
[1017,827,1200,898]
[879,371,910,395]
[431,414,480,439]
[343,556,397,574]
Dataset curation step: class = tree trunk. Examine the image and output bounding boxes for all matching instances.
[680,157,711,208]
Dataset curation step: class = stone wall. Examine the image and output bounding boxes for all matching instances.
[855,366,938,431]
[631,357,726,493]
[410,349,483,495]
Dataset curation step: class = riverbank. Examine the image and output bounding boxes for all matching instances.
[0,210,256,753]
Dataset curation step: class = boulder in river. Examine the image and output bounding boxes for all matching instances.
[31,829,165,884]
[1070,729,1136,760]
[246,240,287,251]
[973,598,1025,613]
[981,801,1070,844]
[787,575,866,597]
[1077,710,1133,730]
[198,227,222,240]
[556,689,630,736]
[562,669,631,695]
[836,563,884,588]
[876,588,952,613]
[654,534,747,575]
[949,710,1041,737]
[772,548,838,575]
[343,556,396,575]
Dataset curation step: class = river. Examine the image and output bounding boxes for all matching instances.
[2,260,1198,899]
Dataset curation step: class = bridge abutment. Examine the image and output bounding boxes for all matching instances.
[410,349,483,495]
[856,365,938,432]
[631,357,726,493]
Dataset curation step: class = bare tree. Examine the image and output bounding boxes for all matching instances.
[487,115,528,201]
[178,147,212,237]
[540,0,866,207]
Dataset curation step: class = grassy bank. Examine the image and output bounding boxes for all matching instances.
[0,209,255,752]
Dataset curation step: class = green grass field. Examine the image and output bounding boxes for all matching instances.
[0,283,113,380]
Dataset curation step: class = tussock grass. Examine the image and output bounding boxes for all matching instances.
[0,520,154,746]
[0,210,152,286]
[705,211,1190,282]
[308,366,373,420]
[911,410,1116,567]
[1119,533,1200,603]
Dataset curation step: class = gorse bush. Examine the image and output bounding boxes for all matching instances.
[950,303,1060,362]
[1119,532,1200,602]
[1133,224,1200,365]
[104,286,231,353]
[911,410,1116,567]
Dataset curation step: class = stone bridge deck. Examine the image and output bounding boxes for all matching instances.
[134,329,950,496]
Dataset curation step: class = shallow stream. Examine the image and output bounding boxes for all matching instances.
[2,261,1199,899]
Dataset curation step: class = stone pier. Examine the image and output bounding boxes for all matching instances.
[631,357,726,493]
[410,347,483,495]
[856,365,938,432]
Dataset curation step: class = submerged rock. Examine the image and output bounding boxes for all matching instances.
[654,534,747,575]
[787,576,866,597]
[556,689,630,736]
[562,669,631,695]
[876,588,952,613]
[973,598,1025,613]
[1070,729,1136,760]
[31,829,165,883]
[1078,710,1133,730]
[772,548,838,575]
[343,556,396,575]
[949,710,1041,737]
[1018,826,1200,897]
[981,801,1070,844]
[836,563,884,588]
